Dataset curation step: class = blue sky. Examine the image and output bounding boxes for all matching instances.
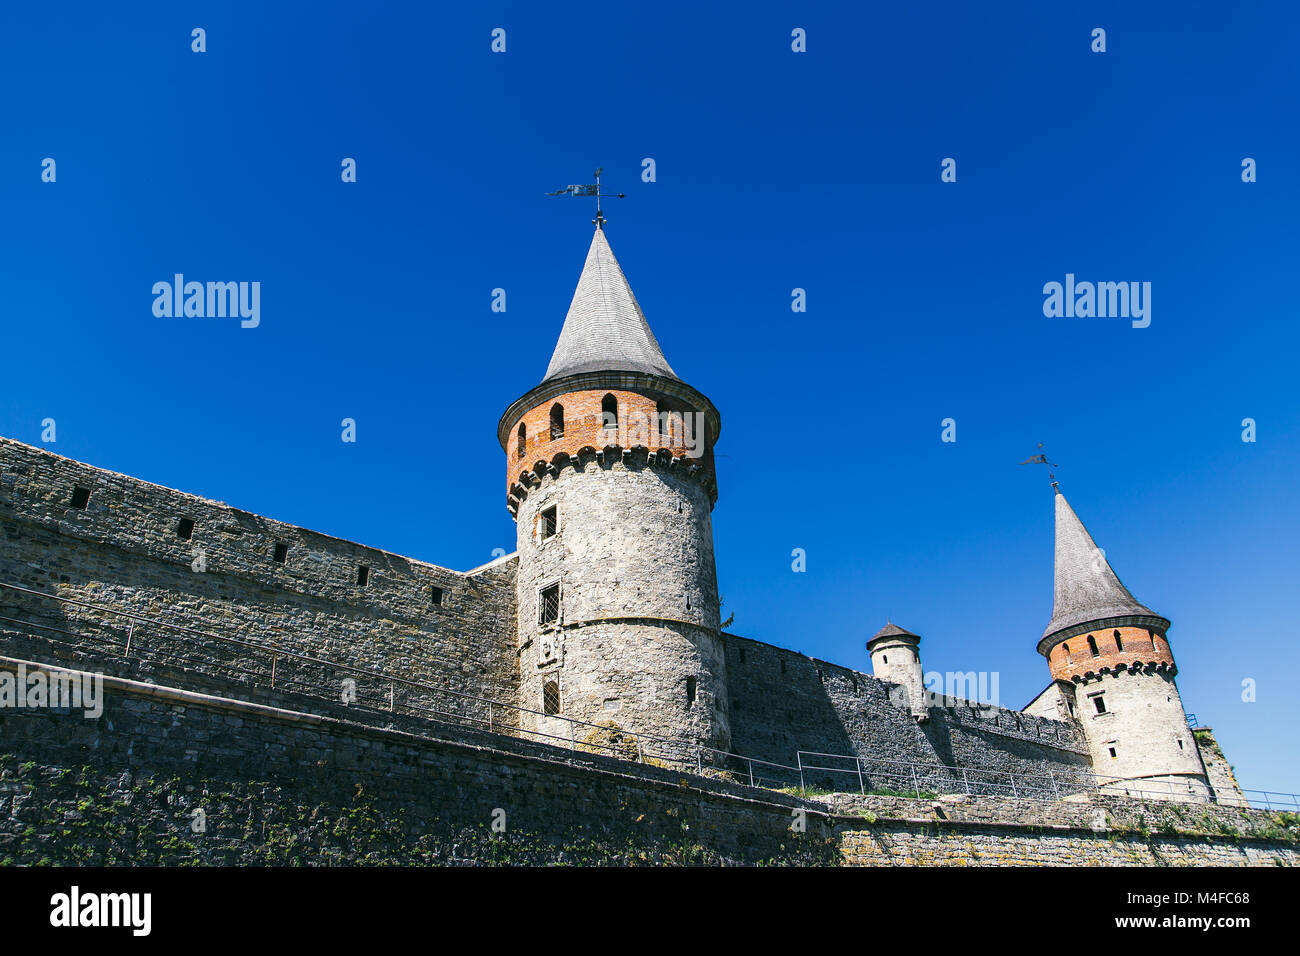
[2,2,1297,791]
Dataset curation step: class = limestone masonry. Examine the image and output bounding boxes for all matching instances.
[1,223,1282,865]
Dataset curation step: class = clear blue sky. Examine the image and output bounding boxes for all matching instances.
[2,2,1297,792]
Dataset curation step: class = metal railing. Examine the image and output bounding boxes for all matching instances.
[2,579,1295,812]
[796,750,1300,811]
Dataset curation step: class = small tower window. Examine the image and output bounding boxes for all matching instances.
[1108,746,1117,758]
[1093,695,1107,715]
[1087,635,1099,657]
[882,654,888,664]
[686,675,697,709]
[1062,643,1070,658]
[539,583,560,626]
[601,393,618,429]
[517,422,526,459]
[357,565,370,586]
[1114,630,1123,652]
[431,586,443,605]
[176,517,195,540]
[273,542,288,564]
[549,403,564,440]
[543,681,560,715]
[69,486,91,509]
[540,505,557,540]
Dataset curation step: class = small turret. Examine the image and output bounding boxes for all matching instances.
[868,622,927,721]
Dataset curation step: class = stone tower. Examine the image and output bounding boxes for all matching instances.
[497,225,729,758]
[868,622,928,721]
[1039,488,1210,800]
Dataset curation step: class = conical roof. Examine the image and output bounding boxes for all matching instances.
[868,621,921,647]
[542,226,678,383]
[1042,490,1162,641]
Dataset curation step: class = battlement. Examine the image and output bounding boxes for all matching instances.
[509,442,717,517]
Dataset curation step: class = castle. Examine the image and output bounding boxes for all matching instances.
[0,223,1251,838]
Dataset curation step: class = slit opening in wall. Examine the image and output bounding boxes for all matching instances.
[431,586,443,605]
[69,486,90,509]
[176,517,195,540]
[357,565,370,586]
[273,542,288,564]
[686,675,696,709]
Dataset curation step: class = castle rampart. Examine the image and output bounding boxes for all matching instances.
[0,437,520,714]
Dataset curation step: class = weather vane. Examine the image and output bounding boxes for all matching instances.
[1019,442,1060,490]
[546,167,625,227]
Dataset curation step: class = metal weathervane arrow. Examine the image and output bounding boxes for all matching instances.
[547,167,625,227]
[1019,442,1061,490]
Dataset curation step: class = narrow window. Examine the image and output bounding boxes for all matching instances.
[69,486,90,509]
[686,675,697,709]
[1178,738,1184,750]
[543,681,560,715]
[656,399,671,444]
[549,403,564,440]
[1062,643,1070,658]
[882,654,888,664]
[176,517,195,540]
[540,505,557,540]
[539,583,560,626]
[273,542,288,564]
[516,422,526,459]
[1108,746,1117,758]
[1114,629,1123,652]
[357,565,370,586]
[1093,695,1107,714]
[431,586,443,605]
[1087,635,1099,657]
[601,393,618,429]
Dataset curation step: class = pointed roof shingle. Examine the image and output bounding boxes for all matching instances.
[1042,490,1162,641]
[542,226,678,383]
[868,621,921,648]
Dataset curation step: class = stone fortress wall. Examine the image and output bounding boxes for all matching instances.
[0,437,519,725]
[2,655,1292,867]
[0,435,1217,796]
